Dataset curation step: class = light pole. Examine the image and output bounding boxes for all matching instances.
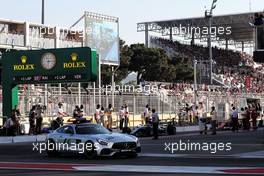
[111,65,119,108]
[41,0,45,24]
[193,59,198,105]
[205,0,217,85]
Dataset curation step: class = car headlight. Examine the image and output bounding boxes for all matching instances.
[96,138,109,146]
[136,138,140,146]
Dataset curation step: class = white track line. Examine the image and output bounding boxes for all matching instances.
[74,165,264,174]
[0,162,263,174]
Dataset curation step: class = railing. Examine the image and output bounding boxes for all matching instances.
[0,33,24,46]
[28,37,55,49]
[212,73,230,88]
[59,40,82,48]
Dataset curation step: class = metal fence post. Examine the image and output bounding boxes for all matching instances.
[93,82,96,112]
[162,94,164,121]
[133,94,136,128]
[158,94,160,115]
[78,83,81,106]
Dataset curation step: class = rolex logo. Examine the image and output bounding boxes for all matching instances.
[21,56,27,64]
[63,53,86,69]
[14,55,34,71]
[71,53,78,62]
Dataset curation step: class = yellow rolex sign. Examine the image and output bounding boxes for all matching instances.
[13,55,35,71]
[63,53,86,69]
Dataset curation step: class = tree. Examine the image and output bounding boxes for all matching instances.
[129,44,177,83]
[101,40,194,85]
[175,64,193,82]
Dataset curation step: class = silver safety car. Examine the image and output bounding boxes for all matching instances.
[46,123,141,158]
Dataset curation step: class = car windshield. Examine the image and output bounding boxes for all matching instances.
[75,124,110,134]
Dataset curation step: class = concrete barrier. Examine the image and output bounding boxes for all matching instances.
[13,136,37,143]
[176,126,199,132]
[0,137,13,144]
[36,135,47,142]
[0,135,46,144]
[0,125,206,144]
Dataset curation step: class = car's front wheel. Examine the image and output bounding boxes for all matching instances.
[127,152,138,158]
[84,141,97,159]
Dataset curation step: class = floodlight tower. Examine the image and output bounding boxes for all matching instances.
[41,0,45,24]
[205,0,217,85]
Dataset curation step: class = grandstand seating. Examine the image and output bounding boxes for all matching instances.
[150,37,264,94]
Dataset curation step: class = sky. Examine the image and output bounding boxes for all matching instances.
[0,0,263,44]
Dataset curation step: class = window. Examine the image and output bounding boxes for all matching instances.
[56,126,74,134]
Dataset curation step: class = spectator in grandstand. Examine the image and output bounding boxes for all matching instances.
[210,106,217,135]
[94,104,101,124]
[151,109,159,140]
[150,36,264,95]
[35,105,44,134]
[105,104,113,130]
[119,105,125,130]
[198,102,207,135]
[231,107,239,132]
[29,105,36,135]
[254,13,264,26]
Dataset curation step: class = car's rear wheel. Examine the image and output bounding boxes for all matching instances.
[84,141,97,159]
[46,139,59,157]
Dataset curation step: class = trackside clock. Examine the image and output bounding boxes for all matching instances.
[41,52,56,70]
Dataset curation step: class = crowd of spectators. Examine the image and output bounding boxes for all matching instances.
[253,13,264,26]
[150,37,264,94]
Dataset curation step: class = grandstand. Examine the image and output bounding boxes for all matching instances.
[137,12,259,48]
[137,11,264,89]
[0,18,82,52]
